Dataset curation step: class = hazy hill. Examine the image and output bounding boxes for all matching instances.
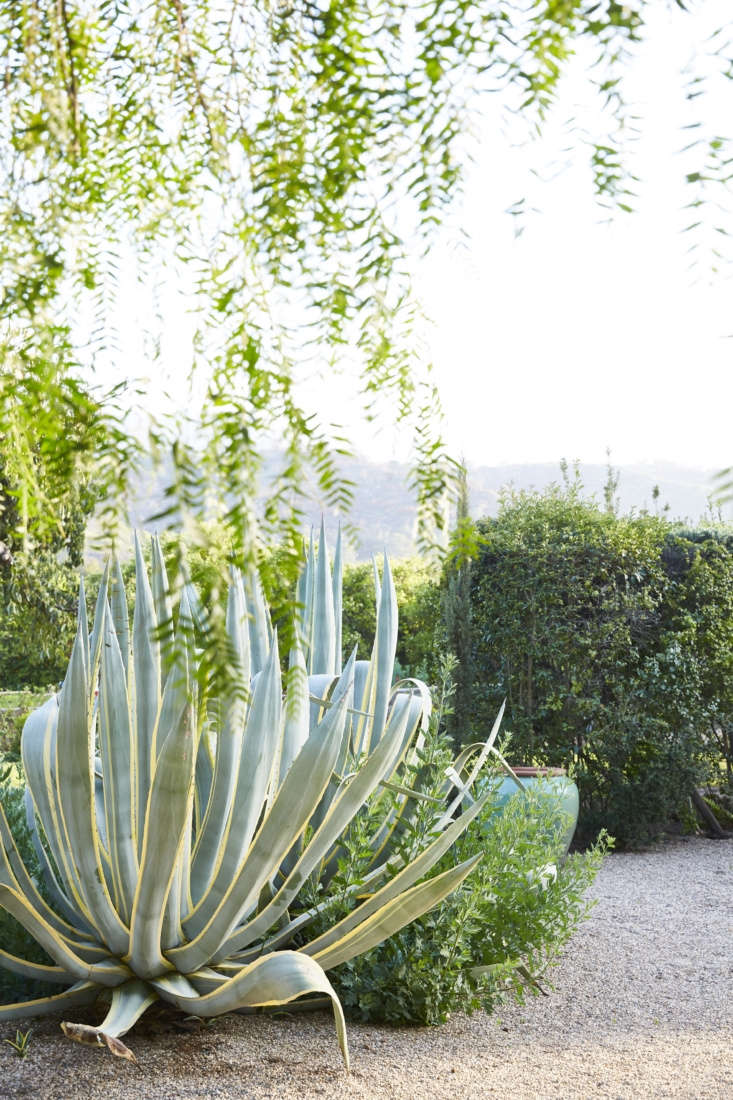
[107,453,730,563]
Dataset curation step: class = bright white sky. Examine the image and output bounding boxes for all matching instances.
[106,1,732,475]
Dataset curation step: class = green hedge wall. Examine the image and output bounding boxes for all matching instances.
[461,487,733,848]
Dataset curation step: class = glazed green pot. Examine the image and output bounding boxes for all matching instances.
[483,766,580,856]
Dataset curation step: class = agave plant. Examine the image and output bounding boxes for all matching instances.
[0,527,499,1067]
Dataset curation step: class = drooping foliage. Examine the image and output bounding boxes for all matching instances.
[1,1,730,566]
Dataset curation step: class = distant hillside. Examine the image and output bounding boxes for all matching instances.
[95,454,730,563]
[290,457,731,559]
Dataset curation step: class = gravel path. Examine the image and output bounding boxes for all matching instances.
[1,836,731,1100]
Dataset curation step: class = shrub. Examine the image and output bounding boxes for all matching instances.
[463,484,723,847]
[304,659,609,1024]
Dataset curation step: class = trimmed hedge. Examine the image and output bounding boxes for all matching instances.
[461,486,733,847]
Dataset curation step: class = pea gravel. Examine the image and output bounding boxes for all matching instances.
[1,836,730,1100]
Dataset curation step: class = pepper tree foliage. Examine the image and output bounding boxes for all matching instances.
[0,404,100,688]
[1,2,729,581]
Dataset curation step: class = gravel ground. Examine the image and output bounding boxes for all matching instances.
[1,836,731,1100]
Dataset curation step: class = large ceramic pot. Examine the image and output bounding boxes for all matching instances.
[482,766,580,856]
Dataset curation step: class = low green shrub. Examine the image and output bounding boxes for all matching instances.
[302,661,609,1025]
[0,691,52,759]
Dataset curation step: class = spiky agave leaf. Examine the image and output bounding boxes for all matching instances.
[0,532,501,1067]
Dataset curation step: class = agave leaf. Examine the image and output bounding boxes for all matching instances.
[230,569,252,684]
[166,587,198,934]
[60,1018,139,1062]
[183,639,282,938]
[349,659,373,756]
[244,566,271,675]
[132,532,161,856]
[194,721,215,831]
[311,517,335,674]
[55,623,129,955]
[279,636,309,788]
[0,883,130,987]
[99,605,138,924]
[78,575,90,683]
[332,523,343,675]
[150,534,173,689]
[89,562,110,689]
[154,950,350,1071]
[23,788,88,930]
[308,855,481,970]
[95,978,158,1038]
[189,581,250,904]
[368,553,398,753]
[20,695,89,917]
[302,791,493,960]
[170,669,353,974]
[302,530,316,670]
[441,701,506,824]
[108,557,130,678]
[127,699,195,978]
[214,695,412,959]
[0,801,84,940]
[0,982,99,1023]
[0,949,75,984]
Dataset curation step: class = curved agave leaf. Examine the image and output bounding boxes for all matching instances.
[308,855,481,970]
[55,624,129,955]
[169,667,353,973]
[128,699,195,978]
[302,791,493,960]
[0,883,129,987]
[132,532,161,854]
[0,981,99,1023]
[98,605,138,924]
[86,978,157,1041]
[183,639,282,937]
[154,951,350,1071]
[0,949,74,984]
[20,695,90,918]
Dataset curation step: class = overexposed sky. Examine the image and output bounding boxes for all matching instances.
[100,2,733,475]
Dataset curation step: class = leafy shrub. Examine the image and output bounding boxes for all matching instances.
[463,484,726,847]
[303,661,608,1024]
[0,692,51,758]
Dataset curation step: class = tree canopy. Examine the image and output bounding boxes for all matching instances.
[1,1,730,568]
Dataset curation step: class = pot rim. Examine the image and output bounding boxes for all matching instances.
[509,766,567,778]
